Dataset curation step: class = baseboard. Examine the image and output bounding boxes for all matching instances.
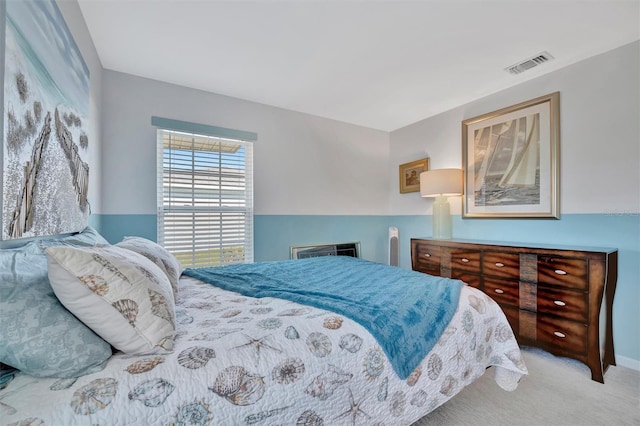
[615,355,640,371]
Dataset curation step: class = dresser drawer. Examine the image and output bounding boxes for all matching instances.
[537,286,588,323]
[450,270,481,289]
[536,314,587,355]
[538,256,588,290]
[483,252,520,279]
[448,248,481,273]
[413,243,442,275]
[484,277,519,307]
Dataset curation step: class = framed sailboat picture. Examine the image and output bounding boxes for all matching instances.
[462,92,560,218]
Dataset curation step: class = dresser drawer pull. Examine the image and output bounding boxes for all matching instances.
[553,300,566,307]
[494,289,505,294]
[424,253,431,258]
[460,258,470,263]
[553,331,566,338]
[495,262,505,267]
[554,269,567,275]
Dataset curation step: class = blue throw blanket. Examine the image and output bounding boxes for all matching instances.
[183,256,463,379]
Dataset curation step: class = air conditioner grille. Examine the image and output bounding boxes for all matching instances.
[506,51,554,75]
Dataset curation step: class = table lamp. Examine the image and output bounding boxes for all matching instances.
[420,168,463,239]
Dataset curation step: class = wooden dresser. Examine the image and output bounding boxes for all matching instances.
[410,238,618,383]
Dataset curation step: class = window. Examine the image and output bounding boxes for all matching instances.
[157,128,253,268]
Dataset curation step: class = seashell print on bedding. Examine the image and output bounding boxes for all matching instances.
[177,347,216,369]
[495,323,514,342]
[228,317,253,324]
[468,294,486,313]
[306,332,332,358]
[305,364,352,400]
[191,328,243,341]
[506,349,526,370]
[112,299,139,327]
[78,274,109,295]
[362,348,385,381]
[92,254,130,283]
[198,319,220,327]
[128,378,174,407]
[389,391,406,417]
[296,409,324,426]
[285,326,299,339]
[277,308,311,316]
[172,400,211,426]
[406,365,422,386]
[257,318,282,330]
[462,310,474,333]
[438,325,456,346]
[220,309,242,318]
[338,333,363,353]
[439,375,458,397]
[245,406,291,425]
[377,377,388,401]
[49,378,77,391]
[322,316,343,330]
[149,289,175,327]
[271,358,305,384]
[70,378,118,415]
[125,357,165,374]
[410,390,428,407]
[209,366,266,406]
[426,353,443,380]
[249,307,273,315]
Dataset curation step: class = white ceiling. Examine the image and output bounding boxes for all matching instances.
[77,0,639,132]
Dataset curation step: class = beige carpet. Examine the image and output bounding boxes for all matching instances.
[413,347,640,425]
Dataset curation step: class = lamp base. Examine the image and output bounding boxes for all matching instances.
[432,195,452,239]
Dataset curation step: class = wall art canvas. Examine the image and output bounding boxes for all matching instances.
[2,0,90,240]
[462,92,560,218]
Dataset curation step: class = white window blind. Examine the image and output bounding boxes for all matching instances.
[157,129,253,268]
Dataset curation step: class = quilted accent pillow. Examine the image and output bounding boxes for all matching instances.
[0,242,112,378]
[115,236,182,298]
[46,245,176,355]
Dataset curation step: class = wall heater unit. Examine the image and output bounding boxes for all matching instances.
[389,226,399,266]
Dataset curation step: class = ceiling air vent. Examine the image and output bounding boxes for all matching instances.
[505,51,554,75]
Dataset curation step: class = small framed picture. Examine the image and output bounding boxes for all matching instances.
[399,158,429,193]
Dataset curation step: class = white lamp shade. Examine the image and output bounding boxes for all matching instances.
[420,168,463,197]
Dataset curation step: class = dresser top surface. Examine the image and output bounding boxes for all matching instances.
[411,238,617,254]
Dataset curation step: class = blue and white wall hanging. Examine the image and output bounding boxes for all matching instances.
[2,0,90,240]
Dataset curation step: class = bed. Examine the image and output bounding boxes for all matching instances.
[0,228,527,426]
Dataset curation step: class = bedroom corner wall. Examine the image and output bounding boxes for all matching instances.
[388,41,640,369]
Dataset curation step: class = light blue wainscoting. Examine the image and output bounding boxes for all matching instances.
[96,214,390,264]
[254,215,389,263]
[389,213,640,369]
[97,214,158,243]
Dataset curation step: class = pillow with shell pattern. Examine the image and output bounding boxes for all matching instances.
[115,236,182,299]
[46,244,176,355]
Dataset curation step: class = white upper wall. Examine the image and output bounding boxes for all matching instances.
[389,41,640,216]
[101,71,390,216]
[57,0,103,214]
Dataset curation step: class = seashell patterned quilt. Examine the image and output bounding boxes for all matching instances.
[0,276,527,425]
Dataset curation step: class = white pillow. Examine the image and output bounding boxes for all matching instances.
[115,236,182,299]
[46,245,176,355]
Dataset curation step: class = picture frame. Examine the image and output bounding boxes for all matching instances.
[462,92,560,218]
[399,158,429,193]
